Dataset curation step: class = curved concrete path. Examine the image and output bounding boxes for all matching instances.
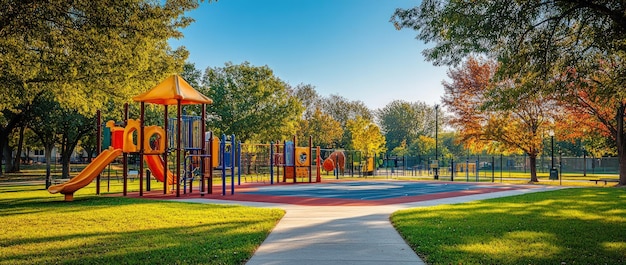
[179,185,563,265]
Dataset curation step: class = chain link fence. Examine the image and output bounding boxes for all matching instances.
[369,154,619,180]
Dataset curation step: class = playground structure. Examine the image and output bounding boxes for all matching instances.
[317,149,376,178]
[239,136,321,184]
[322,150,345,175]
[49,75,214,200]
[48,74,324,201]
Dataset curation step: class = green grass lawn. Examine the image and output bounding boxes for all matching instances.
[391,188,626,264]
[0,183,284,265]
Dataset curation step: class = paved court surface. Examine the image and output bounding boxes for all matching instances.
[174,180,565,264]
[192,180,532,206]
[241,181,517,200]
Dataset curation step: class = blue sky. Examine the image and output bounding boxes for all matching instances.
[169,0,448,110]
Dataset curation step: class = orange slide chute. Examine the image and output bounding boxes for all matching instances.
[48,149,122,201]
[144,155,175,186]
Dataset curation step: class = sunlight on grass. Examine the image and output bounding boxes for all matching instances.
[454,231,560,260]
[0,183,284,265]
[391,188,626,264]
[603,241,626,252]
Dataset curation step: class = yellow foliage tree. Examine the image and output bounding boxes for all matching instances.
[346,116,386,158]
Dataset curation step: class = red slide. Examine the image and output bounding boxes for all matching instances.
[144,155,175,185]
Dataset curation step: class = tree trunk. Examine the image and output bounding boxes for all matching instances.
[528,153,539,182]
[61,152,71,179]
[0,113,23,175]
[616,103,626,186]
[0,139,4,176]
[60,135,82,179]
[12,125,25,172]
[45,146,53,188]
[3,144,13,174]
[86,148,94,163]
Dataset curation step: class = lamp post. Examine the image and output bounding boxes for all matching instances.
[550,130,555,169]
[434,104,439,180]
[549,130,558,180]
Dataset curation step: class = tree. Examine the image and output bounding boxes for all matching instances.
[442,57,556,182]
[392,1,626,184]
[28,94,62,188]
[1,0,197,114]
[181,62,204,90]
[554,54,626,163]
[391,140,409,157]
[346,116,386,158]
[322,95,373,148]
[293,84,322,119]
[410,135,435,158]
[297,109,343,148]
[0,0,199,176]
[56,111,95,179]
[377,100,433,152]
[440,132,466,159]
[202,62,304,142]
[322,95,373,127]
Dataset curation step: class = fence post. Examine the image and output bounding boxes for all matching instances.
[491,156,495,182]
[270,141,274,185]
[450,158,454,182]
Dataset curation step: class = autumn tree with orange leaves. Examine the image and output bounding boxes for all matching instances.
[554,54,626,184]
[443,57,558,182]
[393,1,626,185]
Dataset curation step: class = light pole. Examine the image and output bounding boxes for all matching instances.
[549,130,558,180]
[550,130,555,169]
[434,104,439,180]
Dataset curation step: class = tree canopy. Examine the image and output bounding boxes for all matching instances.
[346,116,386,158]
[0,0,201,175]
[202,62,304,142]
[377,100,435,152]
[0,0,199,114]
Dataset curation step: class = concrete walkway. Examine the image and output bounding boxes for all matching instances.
[179,185,563,265]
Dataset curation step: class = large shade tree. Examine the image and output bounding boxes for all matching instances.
[443,57,556,182]
[0,0,199,174]
[392,1,626,185]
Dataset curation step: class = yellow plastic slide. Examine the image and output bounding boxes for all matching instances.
[48,148,122,201]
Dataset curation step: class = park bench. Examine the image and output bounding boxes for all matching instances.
[589,179,619,185]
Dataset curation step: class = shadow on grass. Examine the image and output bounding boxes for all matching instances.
[2,220,268,264]
[391,188,626,264]
[1,194,284,265]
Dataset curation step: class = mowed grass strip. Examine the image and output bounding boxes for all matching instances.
[0,184,284,265]
[391,188,626,264]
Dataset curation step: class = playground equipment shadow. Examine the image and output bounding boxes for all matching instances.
[134,180,563,265]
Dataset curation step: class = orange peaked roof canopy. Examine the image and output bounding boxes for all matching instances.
[132,75,213,105]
